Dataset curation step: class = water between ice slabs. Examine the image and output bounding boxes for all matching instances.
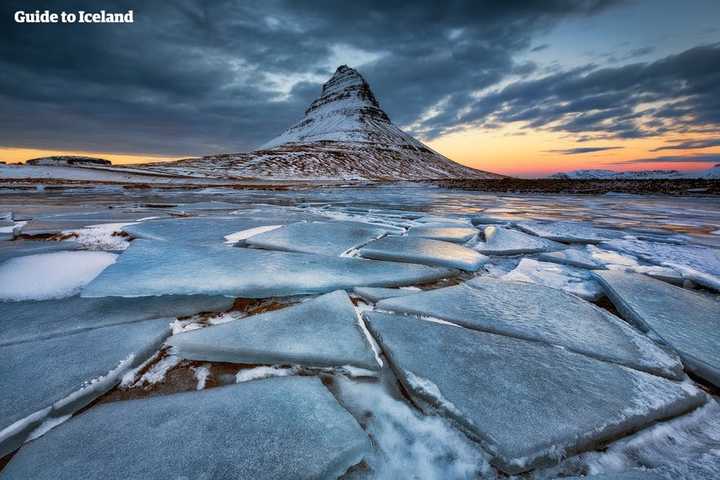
[364,312,705,475]
[475,226,565,255]
[357,236,488,272]
[0,377,371,480]
[596,270,720,388]
[245,220,388,256]
[376,277,683,379]
[168,290,378,371]
[81,239,453,298]
[0,318,170,457]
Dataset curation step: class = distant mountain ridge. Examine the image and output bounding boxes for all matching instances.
[550,165,720,180]
[140,65,501,180]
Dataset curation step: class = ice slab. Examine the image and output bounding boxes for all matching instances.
[406,226,478,243]
[601,238,720,290]
[475,226,565,255]
[0,251,116,301]
[358,236,487,272]
[516,221,621,244]
[1,377,370,480]
[0,240,81,264]
[352,286,419,303]
[0,318,170,456]
[502,258,604,301]
[376,278,682,379]
[0,295,233,346]
[415,216,472,227]
[365,312,705,474]
[595,270,720,388]
[18,211,157,236]
[168,290,377,370]
[558,471,665,480]
[81,240,454,298]
[245,220,388,256]
[538,248,606,269]
[122,216,286,245]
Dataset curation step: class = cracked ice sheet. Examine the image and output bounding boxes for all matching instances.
[245,220,389,256]
[1,377,371,480]
[167,291,378,371]
[81,240,454,298]
[364,312,705,474]
[358,236,488,272]
[502,257,604,301]
[515,221,622,244]
[376,278,682,379]
[333,377,492,480]
[600,238,720,290]
[405,226,478,244]
[475,226,565,255]
[0,295,233,346]
[595,270,720,389]
[0,251,117,301]
[0,318,170,457]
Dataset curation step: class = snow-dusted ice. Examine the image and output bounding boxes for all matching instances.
[376,278,682,379]
[245,220,388,256]
[81,239,453,298]
[501,257,604,300]
[0,377,371,480]
[596,270,720,388]
[0,251,116,301]
[365,312,705,474]
[538,247,606,269]
[0,239,81,264]
[358,235,488,271]
[405,226,478,243]
[168,290,378,370]
[0,318,170,457]
[0,295,232,346]
[475,226,565,255]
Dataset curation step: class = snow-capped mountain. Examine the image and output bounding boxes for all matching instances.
[141,66,501,180]
[550,165,720,180]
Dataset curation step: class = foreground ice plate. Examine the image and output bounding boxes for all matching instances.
[168,290,377,370]
[0,318,170,457]
[405,226,478,243]
[502,258,604,301]
[81,240,453,298]
[376,278,682,379]
[0,377,371,480]
[352,286,418,302]
[595,270,720,388]
[365,312,705,474]
[0,295,233,346]
[245,220,388,256]
[475,226,565,255]
[358,236,487,272]
[515,221,621,244]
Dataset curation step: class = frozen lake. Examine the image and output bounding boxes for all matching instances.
[1,184,719,479]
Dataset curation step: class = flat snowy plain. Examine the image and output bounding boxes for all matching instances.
[0,183,719,479]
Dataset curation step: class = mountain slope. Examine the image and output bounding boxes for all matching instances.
[142,66,501,180]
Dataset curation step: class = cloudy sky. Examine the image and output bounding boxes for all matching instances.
[1,0,719,177]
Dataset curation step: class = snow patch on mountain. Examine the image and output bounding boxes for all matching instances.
[550,164,720,180]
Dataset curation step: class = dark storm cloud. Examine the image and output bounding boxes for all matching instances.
[546,146,623,155]
[0,0,621,156]
[419,43,720,142]
[606,154,720,165]
[651,138,720,151]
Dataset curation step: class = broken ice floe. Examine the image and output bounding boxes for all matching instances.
[81,240,454,298]
[168,290,378,371]
[595,270,720,388]
[0,251,117,301]
[405,226,478,243]
[352,286,420,303]
[0,318,170,457]
[601,238,720,290]
[0,239,81,264]
[515,221,621,244]
[0,295,232,346]
[502,258,604,301]
[475,226,565,255]
[0,377,371,480]
[538,248,607,270]
[245,220,389,256]
[364,312,705,474]
[358,236,487,271]
[376,277,682,379]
